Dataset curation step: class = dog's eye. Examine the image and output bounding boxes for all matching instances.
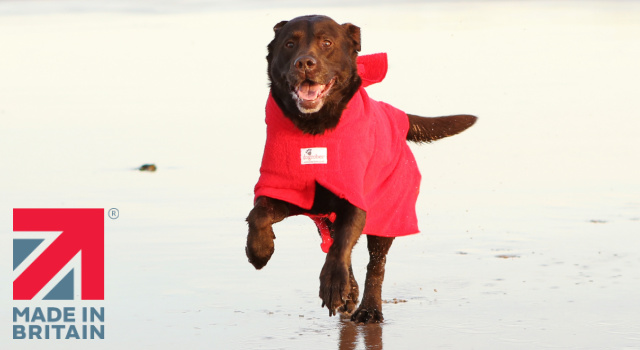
[322,40,333,48]
[285,41,295,49]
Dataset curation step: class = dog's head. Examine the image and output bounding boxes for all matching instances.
[267,15,362,134]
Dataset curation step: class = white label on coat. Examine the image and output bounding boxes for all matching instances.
[301,148,328,165]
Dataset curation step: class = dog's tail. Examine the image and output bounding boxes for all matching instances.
[406,114,477,143]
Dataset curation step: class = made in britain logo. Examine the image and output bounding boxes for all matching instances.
[12,208,106,340]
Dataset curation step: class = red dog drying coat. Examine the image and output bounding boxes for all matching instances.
[255,53,421,252]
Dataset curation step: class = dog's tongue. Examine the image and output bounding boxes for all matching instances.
[297,81,324,101]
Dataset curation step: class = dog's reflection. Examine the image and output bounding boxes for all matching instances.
[338,319,383,350]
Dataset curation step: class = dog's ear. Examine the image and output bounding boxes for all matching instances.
[273,21,288,36]
[342,23,361,52]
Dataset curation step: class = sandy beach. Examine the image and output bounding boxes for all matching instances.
[1,1,639,349]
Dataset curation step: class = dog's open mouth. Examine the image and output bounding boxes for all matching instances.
[291,78,336,114]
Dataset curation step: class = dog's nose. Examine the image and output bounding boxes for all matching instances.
[294,55,317,72]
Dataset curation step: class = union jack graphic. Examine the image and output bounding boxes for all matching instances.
[13,209,104,300]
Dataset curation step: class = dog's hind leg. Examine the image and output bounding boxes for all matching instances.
[351,235,394,324]
[245,196,290,269]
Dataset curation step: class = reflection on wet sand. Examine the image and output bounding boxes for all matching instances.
[338,319,383,350]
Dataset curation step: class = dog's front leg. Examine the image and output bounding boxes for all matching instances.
[352,235,394,323]
[245,196,290,269]
[319,203,365,316]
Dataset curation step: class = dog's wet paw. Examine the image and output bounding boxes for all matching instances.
[319,262,350,316]
[334,266,359,317]
[351,307,384,324]
[338,298,358,317]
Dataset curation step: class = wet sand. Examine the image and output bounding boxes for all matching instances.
[1,1,639,349]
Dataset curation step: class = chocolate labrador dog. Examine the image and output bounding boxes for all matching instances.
[246,15,476,323]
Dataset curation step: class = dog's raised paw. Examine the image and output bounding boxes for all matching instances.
[245,244,273,270]
[245,229,275,270]
[351,307,384,324]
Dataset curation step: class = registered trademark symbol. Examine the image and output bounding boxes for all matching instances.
[108,208,119,219]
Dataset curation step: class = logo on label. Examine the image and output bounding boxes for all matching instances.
[301,147,328,165]
[13,209,104,300]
